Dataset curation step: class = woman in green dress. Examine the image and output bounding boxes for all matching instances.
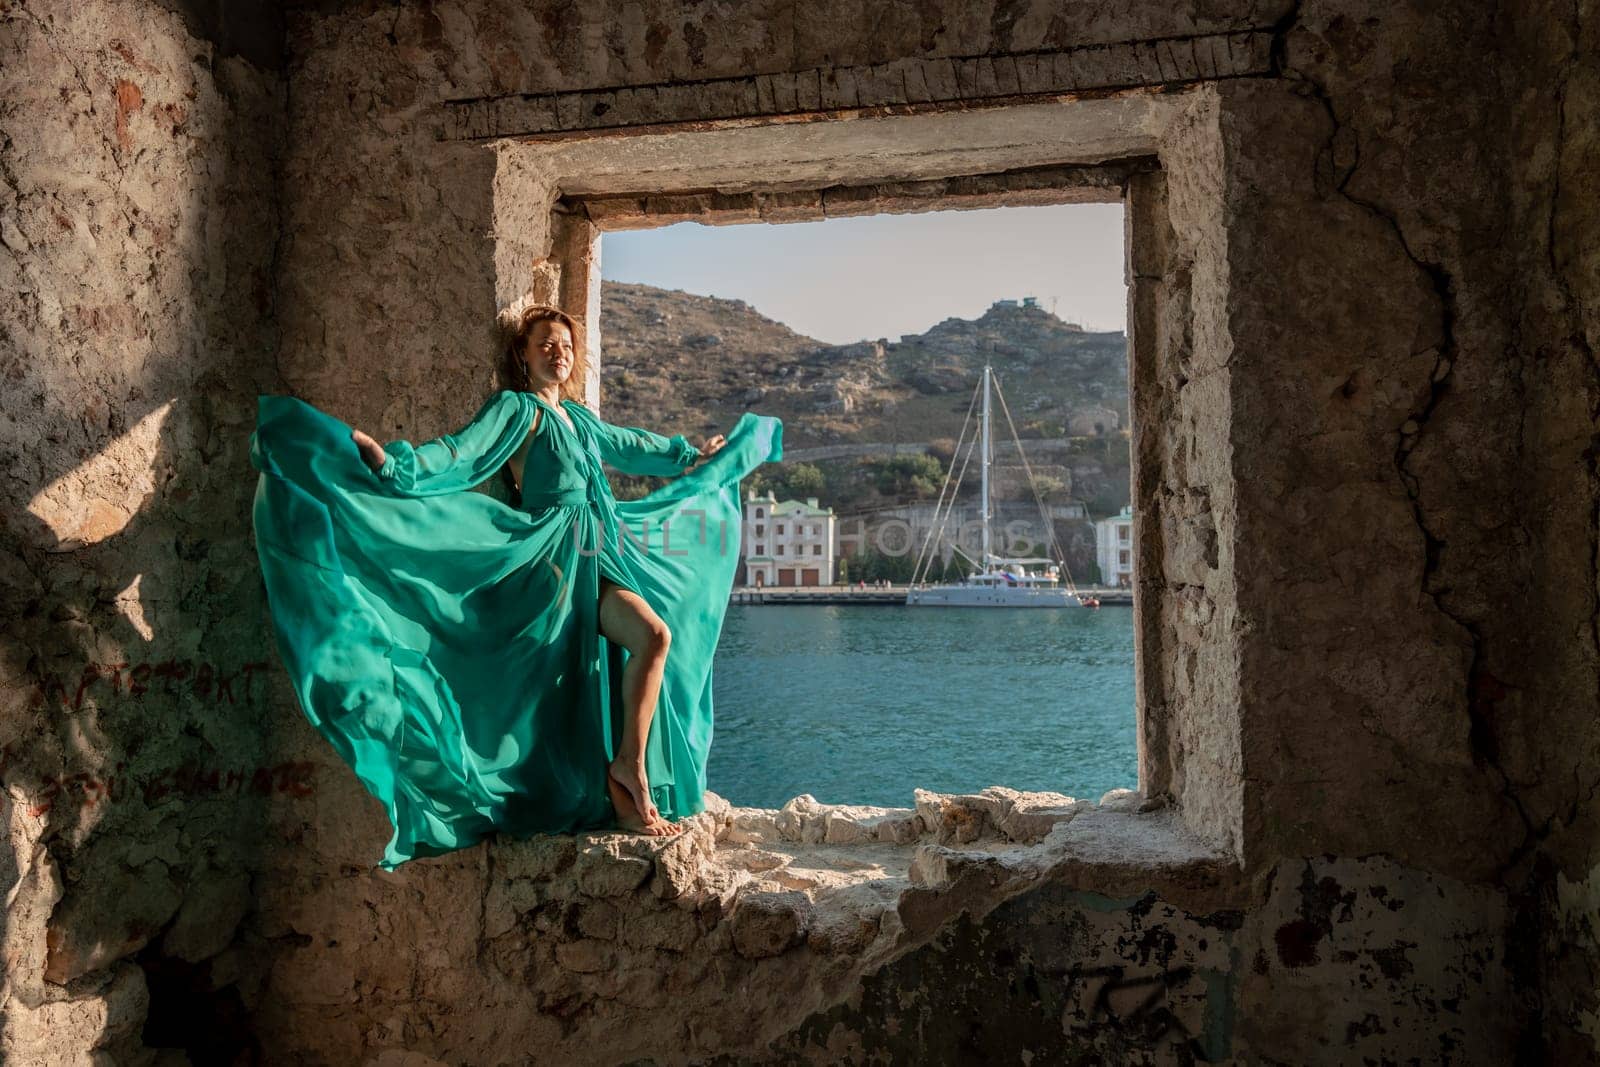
[249,305,783,869]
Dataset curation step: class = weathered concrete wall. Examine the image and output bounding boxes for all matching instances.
[0,0,286,1061]
[770,852,1515,1063]
[3,0,1597,1062]
[1132,89,1249,866]
[1219,0,1600,887]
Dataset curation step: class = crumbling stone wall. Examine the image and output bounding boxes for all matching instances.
[0,0,287,1061]
[3,0,1598,1063]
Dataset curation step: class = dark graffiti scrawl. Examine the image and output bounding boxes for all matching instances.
[0,745,317,817]
[29,658,273,712]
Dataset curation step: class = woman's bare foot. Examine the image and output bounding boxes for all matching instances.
[608,756,658,821]
[604,770,679,836]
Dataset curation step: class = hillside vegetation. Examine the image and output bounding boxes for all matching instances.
[601,282,1127,446]
[600,282,1131,521]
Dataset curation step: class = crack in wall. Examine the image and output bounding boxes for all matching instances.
[1268,2,1600,1057]
[1271,6,1542,881]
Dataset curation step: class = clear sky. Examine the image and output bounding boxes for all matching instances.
[600,202,1125,345]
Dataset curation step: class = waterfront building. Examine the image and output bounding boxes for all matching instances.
[742,490,836,587]
[1094,505,1134,587]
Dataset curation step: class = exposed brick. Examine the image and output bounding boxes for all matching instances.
[770,71,799,112]
[641,194,709,220]
[443,31,1282,142]
[1014,54,1049,94]
[1113,41,1152,86]
[954,57,982,98]
[821,184,880,218]
[554,91,581,130]
[706,192,759,222]
[1222,31,1274,75]
[583,197,648,226]
[483,97,510,136]
[461,101,479,139]
[521,95,557,134]
[629,85,663,124]
[735,77,760,115]
[857,62,904,107]
[1072,45,1113,89]
[1051,51,1078,92]
[1244,31,1274,72]
[992,55,1021,96]
[903,59,933,103]
[605,87,642,126]
[577,90,619,128]
[820,66,859,109]
[1147,39,1177,82]
[1164,38,1200,81]
[654,83,698,122]
[974,56,999,97]
[922,57,958,100]
[696,79,744,119]
[795,68,822,110]
[755,189,824,222]
[851,64,882,106]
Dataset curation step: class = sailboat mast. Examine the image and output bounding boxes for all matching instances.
[980,364,992,569]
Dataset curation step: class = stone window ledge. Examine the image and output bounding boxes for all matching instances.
[466,786,1242,971]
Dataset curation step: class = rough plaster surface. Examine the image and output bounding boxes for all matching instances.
[1,0,1597,1062]
[1,0,284,1061]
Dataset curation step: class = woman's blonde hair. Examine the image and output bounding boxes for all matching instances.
[501,304,589,405]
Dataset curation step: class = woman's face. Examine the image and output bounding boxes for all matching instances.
[523,320,575,388]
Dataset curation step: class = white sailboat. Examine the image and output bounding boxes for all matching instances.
[905,365,1087,608]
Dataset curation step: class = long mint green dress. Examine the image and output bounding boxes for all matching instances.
[248,388,783,869]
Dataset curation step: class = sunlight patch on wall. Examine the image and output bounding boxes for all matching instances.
[115,574,155,641]
[26,400,173,552]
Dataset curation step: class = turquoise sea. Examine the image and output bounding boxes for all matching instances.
[705,604,1138,810]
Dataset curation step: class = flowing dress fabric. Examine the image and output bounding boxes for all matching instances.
[248,389,783,868]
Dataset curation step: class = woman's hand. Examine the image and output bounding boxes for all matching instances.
[688,433,726,469]
[351,428,387,473]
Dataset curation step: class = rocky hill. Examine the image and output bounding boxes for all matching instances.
[600,282,1128,449]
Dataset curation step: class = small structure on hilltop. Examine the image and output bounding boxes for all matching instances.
[742,491,836,587]
[1068,405,1123,436]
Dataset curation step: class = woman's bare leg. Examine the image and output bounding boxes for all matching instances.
[599,577,682,835]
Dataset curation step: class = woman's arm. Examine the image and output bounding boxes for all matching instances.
[356,390,533,497]
[585,413,704,477]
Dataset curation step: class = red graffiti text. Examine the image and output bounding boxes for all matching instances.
[29,659,272,713]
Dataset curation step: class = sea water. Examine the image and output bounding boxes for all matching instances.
[706,604,1137,811]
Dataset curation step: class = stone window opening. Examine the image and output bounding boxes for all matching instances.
[469,91,1249,1040]
[537,160,1174,828]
